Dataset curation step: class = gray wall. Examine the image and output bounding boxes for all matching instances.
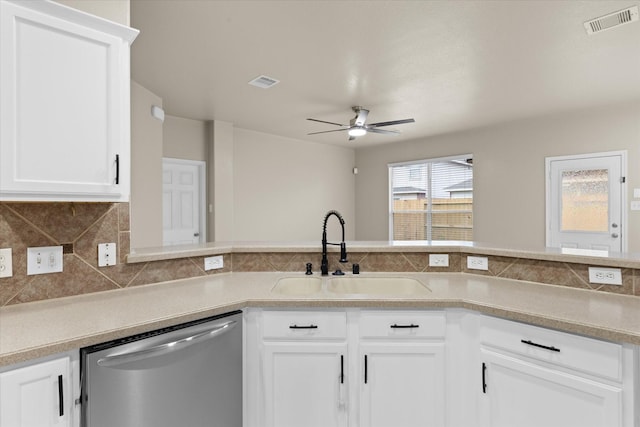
[163,115,208,161]
[355,100,640,252]
[130,81,163,248]
[233,128,356,242]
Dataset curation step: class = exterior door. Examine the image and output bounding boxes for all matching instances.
[546,152,625,252]
[162,158,205,246]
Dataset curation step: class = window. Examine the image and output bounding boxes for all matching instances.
[389,155,473,241]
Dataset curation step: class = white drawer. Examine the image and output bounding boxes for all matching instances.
[262,311,347,340]
[359,310,446,339]
[479,315,622,381]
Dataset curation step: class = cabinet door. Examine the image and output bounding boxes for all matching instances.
[479,349,622,427]
[360,342,446,427]
[263,342,348,427]
[0,356,71,427]
[0,1,133,201]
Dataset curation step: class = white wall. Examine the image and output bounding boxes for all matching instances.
[355,101,640,252]
[163,115,208,161]
[130,81,163,248]
[233,128,356,241]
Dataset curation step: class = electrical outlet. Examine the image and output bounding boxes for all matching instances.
[98,243,117,267]
[429,254,449,267]
[27,246,63,275]
[0,248,13,278]
[588,267,622,285]
[204,255,224,271]
[467,256,489,271]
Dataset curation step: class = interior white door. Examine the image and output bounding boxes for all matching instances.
[162,159,204,246]
[547,153,624,252]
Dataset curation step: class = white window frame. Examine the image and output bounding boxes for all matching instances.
[388,154,473,241]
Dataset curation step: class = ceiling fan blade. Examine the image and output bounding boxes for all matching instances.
[354,108,369,126]
[368,118,415,127]
[367,128,400,135]
[307,118,348,127]
[308,128,349,135]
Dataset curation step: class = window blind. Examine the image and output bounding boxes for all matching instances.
[389,155,473,241]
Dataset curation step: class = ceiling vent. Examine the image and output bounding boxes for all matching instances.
[248,75,280,89]
[584,6,638,35]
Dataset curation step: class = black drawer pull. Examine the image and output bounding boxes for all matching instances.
[521,339,560,353]
[58,374,64,417]
[115,154,120,185]
[390,323,419,329]
[289,324,318,329]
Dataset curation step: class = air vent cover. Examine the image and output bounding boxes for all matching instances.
[248,75,280,89]
[584,6,638,35]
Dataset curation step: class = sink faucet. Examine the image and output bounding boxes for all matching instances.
[321,210,347,276]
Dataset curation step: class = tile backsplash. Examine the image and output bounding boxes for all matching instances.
[1,202,639,306]
[0,202,230,306]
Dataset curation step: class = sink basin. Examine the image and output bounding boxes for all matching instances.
[272,277,323,295]
[327,277,430,295]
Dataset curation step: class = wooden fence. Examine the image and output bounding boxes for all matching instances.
[393,198,473,241]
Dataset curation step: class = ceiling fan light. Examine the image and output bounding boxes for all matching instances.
[348,127,367,137]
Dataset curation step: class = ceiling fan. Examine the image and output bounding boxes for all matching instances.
[307,106,415,140]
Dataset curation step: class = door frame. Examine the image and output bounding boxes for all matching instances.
[545,150,627,252]
[162,157,207,245]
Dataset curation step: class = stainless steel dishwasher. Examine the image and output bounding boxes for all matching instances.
[80,310,242,427]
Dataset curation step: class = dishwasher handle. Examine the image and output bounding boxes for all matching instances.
[96,320,237,368]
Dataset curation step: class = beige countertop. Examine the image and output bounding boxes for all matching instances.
[127,240,640,268]
[1,271,639,367]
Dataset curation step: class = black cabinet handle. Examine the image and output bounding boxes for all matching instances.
[390,323,420,329]
[340,355,344,384]
[364,355,368,384]
[482,363,487,394]
[521,339,560,353]
[115,154,120,185]
[289,324,318,329]
[58,374,64,417]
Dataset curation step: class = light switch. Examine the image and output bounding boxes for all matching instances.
[634,188,640,198]
[429,254,449,267]
[98,243,117,267]
[27,246,63,275]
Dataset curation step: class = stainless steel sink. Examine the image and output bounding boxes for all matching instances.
[272,277,323,295]
[327,277,430,295]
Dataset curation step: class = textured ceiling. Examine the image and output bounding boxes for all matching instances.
[131,0,640,147]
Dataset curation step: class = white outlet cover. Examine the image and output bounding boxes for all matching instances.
[0,248,13,278]
[27,246,63,275]
[98,243,117,267]
[588,266,622,285]
[467,256,489,271]
[429,254,449,267]
[204,255,224,271]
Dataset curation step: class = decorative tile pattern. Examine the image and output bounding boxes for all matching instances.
[1,202,639,305]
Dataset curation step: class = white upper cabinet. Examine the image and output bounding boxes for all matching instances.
[0,0,138,201]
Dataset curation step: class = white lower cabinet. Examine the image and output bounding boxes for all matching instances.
[263,342,348,427]
[246,309,637,427]
[358,311,446,427]
[477,315,634,427]
[0,351,79,427]
[248,309,447,427]
[479,349,622,427]
[359,342,445,427]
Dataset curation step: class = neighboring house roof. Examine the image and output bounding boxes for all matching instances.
[393,186,426,195]
[444,178,473,193]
